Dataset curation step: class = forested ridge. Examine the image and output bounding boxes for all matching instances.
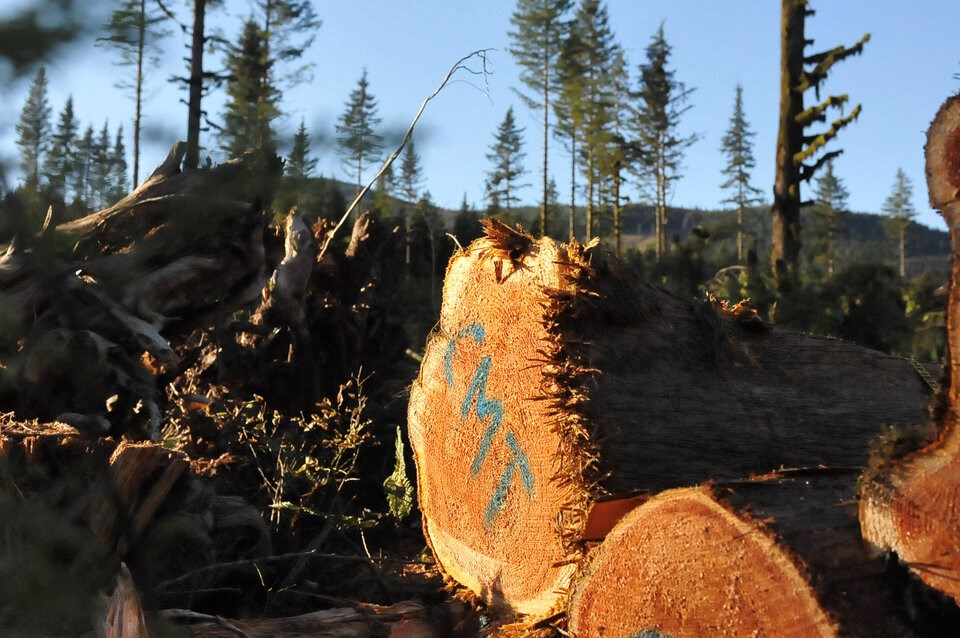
[1,1,959,636]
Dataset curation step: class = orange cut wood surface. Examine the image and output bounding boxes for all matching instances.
[408,233,587,616]
[569,487,837,638]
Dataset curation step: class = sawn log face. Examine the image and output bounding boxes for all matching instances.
[409,221,935,619]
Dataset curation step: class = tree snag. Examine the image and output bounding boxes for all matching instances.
[408,219,934,620]
[859,93,960,605]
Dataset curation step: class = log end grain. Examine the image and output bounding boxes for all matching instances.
[409,221,597,618]
[568,486,838,638]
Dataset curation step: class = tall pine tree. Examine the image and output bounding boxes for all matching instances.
[44,96,79,202]
[283,118,317,211]
[256,0,320,89]
[553,19,588,241]
[398,137,424,204]
[110,124,128,203]
[772,0,868,281]
[336,69,383,194]
[882,168,916,278]
[398,137,424,268]
[90,121,113,209]
[571,0,620,240]
[631,23,697,260]
[485,106,528,217]
[286,118,317,179]
[811,159,848,277]
[15,65,51,188]
[97,0,169,187]
[508,0,571,237]
[719,84,763,262]
[220,18,279,158]
[73,125,95,208]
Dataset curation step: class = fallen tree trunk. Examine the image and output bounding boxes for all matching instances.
[408,220,935,618]
[569,471,943,638]
[859,93,960,606]
[173,599,477,638]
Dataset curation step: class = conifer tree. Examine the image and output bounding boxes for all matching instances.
[398,137,424,204]
[168,0,222,170]
[631,23,697,260]
[220,18,278,157]
[571,0,620,240]
[485,106,528,217]
[286,118,317,179]
[280,118,316,211]
[508,0,572,237]
[882,168,916,278]
[719,84,763,262]
[772,0,868,281]
[553,19,588,241]
[44,96,79,201]
[73,125,95,207]
[97,0,169,187]
[372,163,395,218]
[811,159,847,277]
[110,125,128,203]
[90,122,113,209]
[602,49,631,255]
[255,0,320,89]
[15,65,51,188]
[453,193,482,246]
[398,138,424,268]
[336,69,383,193]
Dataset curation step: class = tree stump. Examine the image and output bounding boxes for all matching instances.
[859,93,960,605]
[569,472,928,638]
[408,220,935,618]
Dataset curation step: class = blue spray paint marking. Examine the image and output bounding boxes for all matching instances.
[444,323,485,387]
[505,430,534,494]
[485,459,517,526]
[463,357,504,475]
[444,321,534,527]
[482,432,536,525]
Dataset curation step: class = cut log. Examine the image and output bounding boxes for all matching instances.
[173,599,477,638]
[569,472,927,638]
[859,94,960,605]
[408,220,935,618]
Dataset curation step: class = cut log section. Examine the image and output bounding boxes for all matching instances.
[859,93,960,605]
[569,472,923,638]
[174,600,477,638]
[408,220,935,618]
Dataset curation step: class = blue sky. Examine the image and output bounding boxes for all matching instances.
[2,1,959,231]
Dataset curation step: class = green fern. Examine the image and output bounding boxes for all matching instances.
[383,426,415,521]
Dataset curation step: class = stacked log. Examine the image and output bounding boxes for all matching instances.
[859,94,960,606]
[407,219,935,620]
[568,472,924,637]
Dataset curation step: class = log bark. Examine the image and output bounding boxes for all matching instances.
[859,94,960,605]
[569,471,938,638]
[174,599,477,638]
[408,219,935,618]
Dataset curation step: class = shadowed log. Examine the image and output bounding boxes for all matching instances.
[408,220,935,619]
[174,599,477,638]
[569,471,939,638]
[859,93,960,605]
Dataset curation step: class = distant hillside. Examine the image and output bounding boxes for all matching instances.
[489,203,950,279]
[302,178,950,280]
